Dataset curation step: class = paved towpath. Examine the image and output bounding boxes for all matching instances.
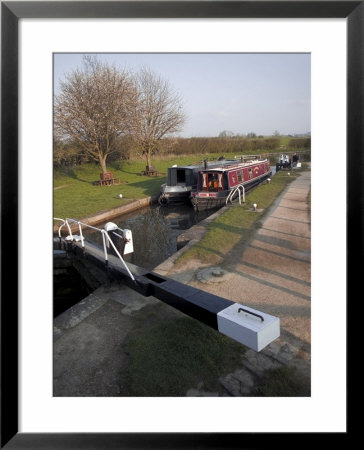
[191,171,311,345]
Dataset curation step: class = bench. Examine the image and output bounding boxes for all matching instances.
[141,166,160,177]
[93,171,120,186]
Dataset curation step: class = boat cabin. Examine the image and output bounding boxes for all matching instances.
[167,165,198,189]
[191,157,271,211]
[198,160,270,193]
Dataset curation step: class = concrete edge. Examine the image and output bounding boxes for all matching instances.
[53,195,158,233]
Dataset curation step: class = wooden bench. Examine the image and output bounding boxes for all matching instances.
[93,171,120,186]
[141,166,160,177]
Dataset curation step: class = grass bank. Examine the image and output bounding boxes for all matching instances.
[123,311,245,396]
[54,153,238,219]
[175,167,306,267]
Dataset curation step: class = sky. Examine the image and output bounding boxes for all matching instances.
[53,53,310,138]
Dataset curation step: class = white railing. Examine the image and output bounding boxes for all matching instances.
[54,217,69,238]
[226,184,245,206]
[54,218,135,282]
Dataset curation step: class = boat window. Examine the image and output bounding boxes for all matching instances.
[237,170,244,182]
[200,172,225,191]
[201,173,219,191]
[248,168,253,179]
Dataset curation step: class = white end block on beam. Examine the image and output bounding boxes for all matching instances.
[217,303,280,352]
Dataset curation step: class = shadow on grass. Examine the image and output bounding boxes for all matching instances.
[55,166,78,180]
[55,165,101,185]
[127,177,167,195]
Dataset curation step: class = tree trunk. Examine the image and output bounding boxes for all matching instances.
[99,155,108,173]
[146,148,152,169]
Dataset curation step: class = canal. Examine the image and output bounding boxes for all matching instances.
[83,203,213,270]
[54,203,211,317]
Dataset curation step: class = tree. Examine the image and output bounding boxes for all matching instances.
[247,132,257,138]
[218,130,234,138]
[133,68,186,168]
[54,56,137,173]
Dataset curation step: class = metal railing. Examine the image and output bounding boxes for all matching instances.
[226,184,245,206]
[53,218,135,282]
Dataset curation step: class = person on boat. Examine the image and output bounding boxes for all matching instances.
[208,175,219,191]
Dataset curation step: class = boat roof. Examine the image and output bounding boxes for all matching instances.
[167,159,237,171]
[168,164,200,170]
[200,158,268,172]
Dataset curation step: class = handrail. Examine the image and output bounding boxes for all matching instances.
[54,218,135,282]
[226,184,245,206]
[54,217,66,238]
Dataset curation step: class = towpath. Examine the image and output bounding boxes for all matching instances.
[155,170,311,395]
[174,171,311,346]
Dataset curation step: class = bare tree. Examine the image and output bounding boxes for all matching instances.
[54,56,137,173]
[133,68,186,168]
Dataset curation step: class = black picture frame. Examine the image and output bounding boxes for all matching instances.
[1,1,357,448]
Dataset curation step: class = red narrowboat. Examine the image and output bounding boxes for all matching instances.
[191,156,272,211]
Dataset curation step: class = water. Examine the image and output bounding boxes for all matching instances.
[53,266,92,317]
[83,204,212,270]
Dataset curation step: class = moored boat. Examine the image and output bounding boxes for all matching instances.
[190,156,272,211]
[158,157,232,206]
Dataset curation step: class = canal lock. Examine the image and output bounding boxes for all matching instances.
[53,203,213,317]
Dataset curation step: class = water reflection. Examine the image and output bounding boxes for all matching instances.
[83,204,212,270]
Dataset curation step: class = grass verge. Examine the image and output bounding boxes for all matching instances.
[54,161,163,219]
[122,314,246,396]
[175,169,304,267]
